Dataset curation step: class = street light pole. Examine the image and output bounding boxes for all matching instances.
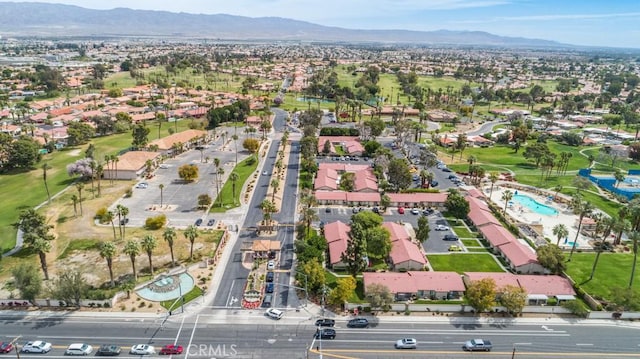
[294,270,309,307]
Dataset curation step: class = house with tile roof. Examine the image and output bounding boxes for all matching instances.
[148,129,208,154]
[463,272,576,305]
[363,271,465,301]
[104,151,161,180]
[323,220,351,270]
[382,222,427,271]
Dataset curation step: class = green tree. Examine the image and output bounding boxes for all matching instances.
[67,122,95,146]
[339,172,355,191]
[341,223,368,278]
[99,241,117,287]
[501,189,513,214]
[48,269,88,307]
[11,263,42,303]
[184,225,199,260]
[366,283,394,310]
[6,136,41,169]
[444,188,470,219]
[270,178,280,202]
[178,164,199,182]
[230,172,239,205]
[628,231,640,289]
[159,184,165,207]
[42,162,52,203]
[536,244,565,274]
[163,227,177,266]
[568,195,594,260]
[552,224,569,246]
[123,240,141,280]
[197,194,212,209]
[387,158,412,191]
[366,226,392,260]
[260,199,276,226]
[140,234,158,275]
[75,183,84,216]
[415,215,430,243]
[614,169,626,188]
[465,278,496,315]
[298,259,326,295]
[488,172,499,199]
[380,194,391,210]
[131,124,151,149]
[328,277,356,307]
[242,138,260,153]
[499,285,527,316]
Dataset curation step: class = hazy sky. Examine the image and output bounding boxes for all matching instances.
[18,0,640,48]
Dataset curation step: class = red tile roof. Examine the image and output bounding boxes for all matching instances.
[387,192,448,204]
[363,271,465,294]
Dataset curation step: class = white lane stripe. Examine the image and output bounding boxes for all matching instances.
[174,316,185,345]
[576,343,594,346]
[184,314,199,359]
[37,336,175,340]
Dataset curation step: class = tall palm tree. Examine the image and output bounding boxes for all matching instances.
[140,235,158,276]
[568,196,594,261]
[216,168,225,207]
[302,207,319,238]
[230,172,239,205]
[552,224,569,246]
[42,163,51,204]
[96,164,103,197]
[99,241,117,287]
[488,172,499,199]
[75,183,84,216]
[232,134,239,165]
[419,169,429,188]
[270,179,280,202]
[554,184,563,200]
[163,227,177,266]
[103,210,117,241]
[467,154,476,173]
[184,225,199,260]
[629,231,640,289]
[123,240,140,280]
[159,184,165,207]
[70,194,79,217]
[32,237,52,280]
[260,199,276,226]
[501,190,513,214]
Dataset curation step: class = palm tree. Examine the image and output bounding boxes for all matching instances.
[216,168,225,207]
[99,241,117,287]
[552,224,569,246]
[302,207,319,238]
[70,195,79,217]
[96,163,103,197]
[629,231,640,289]
[140,235,158,275]
[159,184,165,207]
[163,227,177,266]
[419,169,429,188]
[104,210,117,241]
[184,225,199,260]
[32,237,52,280]
[260,199,276,226]
[501,190,513,214]
[232,134,239,165]
[554,184,563,200]
[230,172,239,205]
[117,205,129,240]
[270,179,280,202]
[42,163,51,204]
[568,196,594,261]
[123,240,140,280]
[488,172,499,199]
[614,169,626,188]
[467,154,477,173]
[75,183,84,216]
[89,160,96,198]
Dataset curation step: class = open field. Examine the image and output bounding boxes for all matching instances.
[564,252,640,301]
[211,155,259,212]
[427,253,504,273]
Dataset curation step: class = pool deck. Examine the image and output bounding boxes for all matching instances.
[487,186,593,250]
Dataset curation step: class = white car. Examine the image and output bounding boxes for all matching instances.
[267,260,275,271]
[22,341,52,353]
[435,224,450,231]
[136,182,148,189]
[410,208,420,215]
[265,308,283,320]
[129,344,155,355]
[65,343,93,356]
[395,338,417,349]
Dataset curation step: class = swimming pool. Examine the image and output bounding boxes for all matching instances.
[513,193,558,216]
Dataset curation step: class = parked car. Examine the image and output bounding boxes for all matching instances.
[372,207,380,214]
[65,343,93,356]
[265,308,284,320]
[395,338,417,349]
[135,182,148,189]
[442,167,452,172]
[315,328,336,339]
[314,318,336,327]
[129,345,155,355]
[119,218,129,226]
[195,218,203,226]
[430,180,439,187]
[448,174,458,180]
[266,272,274,282]
[398,207,405,214]
[410,208,420,215]
[422,208,434,216]
[22,341,52,353]
[325,207,331,213]
[347,318,369,328]
[352,207,360,213]
[267,260,275,271]
[435,224,450,231]
[159,345,183,355]
[0,342,14,353]
[95,345,121,356]
[463,339,492,352]
[448,245,463,252]
[159,164,169,169]
[443,234,459,241]
[265,283,274,293]
[207,219,216,226]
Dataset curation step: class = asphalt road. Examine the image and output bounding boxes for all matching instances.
[1,314,639,359]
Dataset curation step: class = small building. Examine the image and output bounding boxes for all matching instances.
[383,222,427,271]
[103,151,161,180]
[363,271,465,301]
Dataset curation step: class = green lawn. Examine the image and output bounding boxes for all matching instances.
[211,155,259,212]
[564,253,640,301]
[160,285,204,310]
[452,226,475,239]
[461,239,481,247]
[325,271,365,302]
[428,253,505,273]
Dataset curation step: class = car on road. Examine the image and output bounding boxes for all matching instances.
[443,234,459,241]
[22,341,52,353]
[265,283,274,293]
[435,224,450,231]
[266,271,274,282]
[442,167,452,172]
[315,328,336,339]
[265,308,284,320]
[267,260,275,271]
[398,207,405,214]
[395,338,417,349]
[195,218,203,226]
[262,171,269,176]
[129,345,155,355]
[65,343,93,356]
[462,339,492,351]
[448,245,463,252]
[207,219,215,226]
[347,318,369,328]
[95,345,121,356]
[159,164,170,169]
[0,342,14,353]
[315,318,336,327]
[410,208,420,215]
[159,345,183,355]
[135,182,148,189]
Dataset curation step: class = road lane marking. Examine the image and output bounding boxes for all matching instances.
[174,316,185,345]
[576,343,594,346]
[183,314,199,359]
[225,279,236,307]
[319,349,640,357]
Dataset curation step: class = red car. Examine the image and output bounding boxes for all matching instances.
[0,342,14,353]
[159,345,183,355]
[398,207,405,214]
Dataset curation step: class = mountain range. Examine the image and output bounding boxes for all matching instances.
[0,2,567,47]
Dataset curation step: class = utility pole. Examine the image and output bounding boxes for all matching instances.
[10,335,22,359]
[511,346,516,359]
